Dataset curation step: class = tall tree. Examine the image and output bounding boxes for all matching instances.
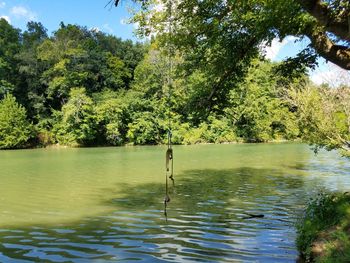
[17,22,49,121]
[38,24,140,109]
[0,18,21,98]
[122,0,349,121]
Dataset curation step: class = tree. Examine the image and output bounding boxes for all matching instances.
[94,90,133,145]
[0,94,32,149]
[17,22,49,121]
[129,0,350,70]
[0,20,149,148]
[94,33,146,83]
[126,0,350,152]
[0,18,21,99]
[224,60,299,142]
[38,24,141,109]
[288,84,350,156]
[53,87,96,146]
[296,0,350,70]
[127,111,164,144]
[128,0,349,114]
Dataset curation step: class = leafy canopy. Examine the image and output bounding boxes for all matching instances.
[130,0,350,71]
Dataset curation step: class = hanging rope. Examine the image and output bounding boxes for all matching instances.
[164,0,174,218]
[115,0,174,218]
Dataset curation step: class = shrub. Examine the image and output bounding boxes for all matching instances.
[53,88,96,146]
[0,94,32,149]
[296,191,350,261]
[127,112,164,145]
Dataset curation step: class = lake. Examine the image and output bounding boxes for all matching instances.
[0,143,349,262]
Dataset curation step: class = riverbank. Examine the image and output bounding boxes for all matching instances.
[21,137,298,150]
[297,192,350,262]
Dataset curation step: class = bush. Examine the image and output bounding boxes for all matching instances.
[296,191,350,261]
[0,94,32,149]
[127,111,164,145]
[53,88,96,146]
[182,123,210,145]
[94,97,126,146]
[207,117,237,143]
[36,130,54,146]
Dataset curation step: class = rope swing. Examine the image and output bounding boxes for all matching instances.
[114,0,175,218]
[164,0,174,218]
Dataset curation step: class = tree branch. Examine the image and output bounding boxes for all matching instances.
[298,0,350,42]
[205,36,258,106]
[307,28,350,70]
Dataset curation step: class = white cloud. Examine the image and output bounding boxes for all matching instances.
[11,5,37,21]
[0,15,10,23]
[102,23,114,34]
[0,2,6,9]
[261,36,298,61]
[310,62,350,87]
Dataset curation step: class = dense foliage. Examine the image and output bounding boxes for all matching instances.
[131,0,350,72]
[297,191,350,262]
[0,19,307,148]
[0,18,349,152]
[129,0,350,145]
[0,93,32,149]
[289,84,350,156]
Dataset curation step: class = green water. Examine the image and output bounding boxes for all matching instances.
[0,143,349,262]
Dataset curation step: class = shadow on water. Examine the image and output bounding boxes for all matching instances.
[0,167,307,262]
[106,167,305,221]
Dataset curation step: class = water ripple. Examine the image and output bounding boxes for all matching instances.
[0,144,349,262]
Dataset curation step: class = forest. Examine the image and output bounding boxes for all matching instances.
[0,17,348,155]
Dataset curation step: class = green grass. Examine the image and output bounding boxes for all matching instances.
[296,191,350,262]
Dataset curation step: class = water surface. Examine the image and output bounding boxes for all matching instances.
[0,143,349,262]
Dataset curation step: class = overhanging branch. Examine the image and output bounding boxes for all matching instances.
[298,0,350,42]
[307,28,350,70]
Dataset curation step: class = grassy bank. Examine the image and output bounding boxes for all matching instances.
[297,191,350,262]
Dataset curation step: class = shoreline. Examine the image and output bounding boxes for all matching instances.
[26,139,300,150]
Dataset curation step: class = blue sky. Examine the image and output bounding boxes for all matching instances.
[0,0,137,40]
[1,0,348,86]
[264,36,350,87]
